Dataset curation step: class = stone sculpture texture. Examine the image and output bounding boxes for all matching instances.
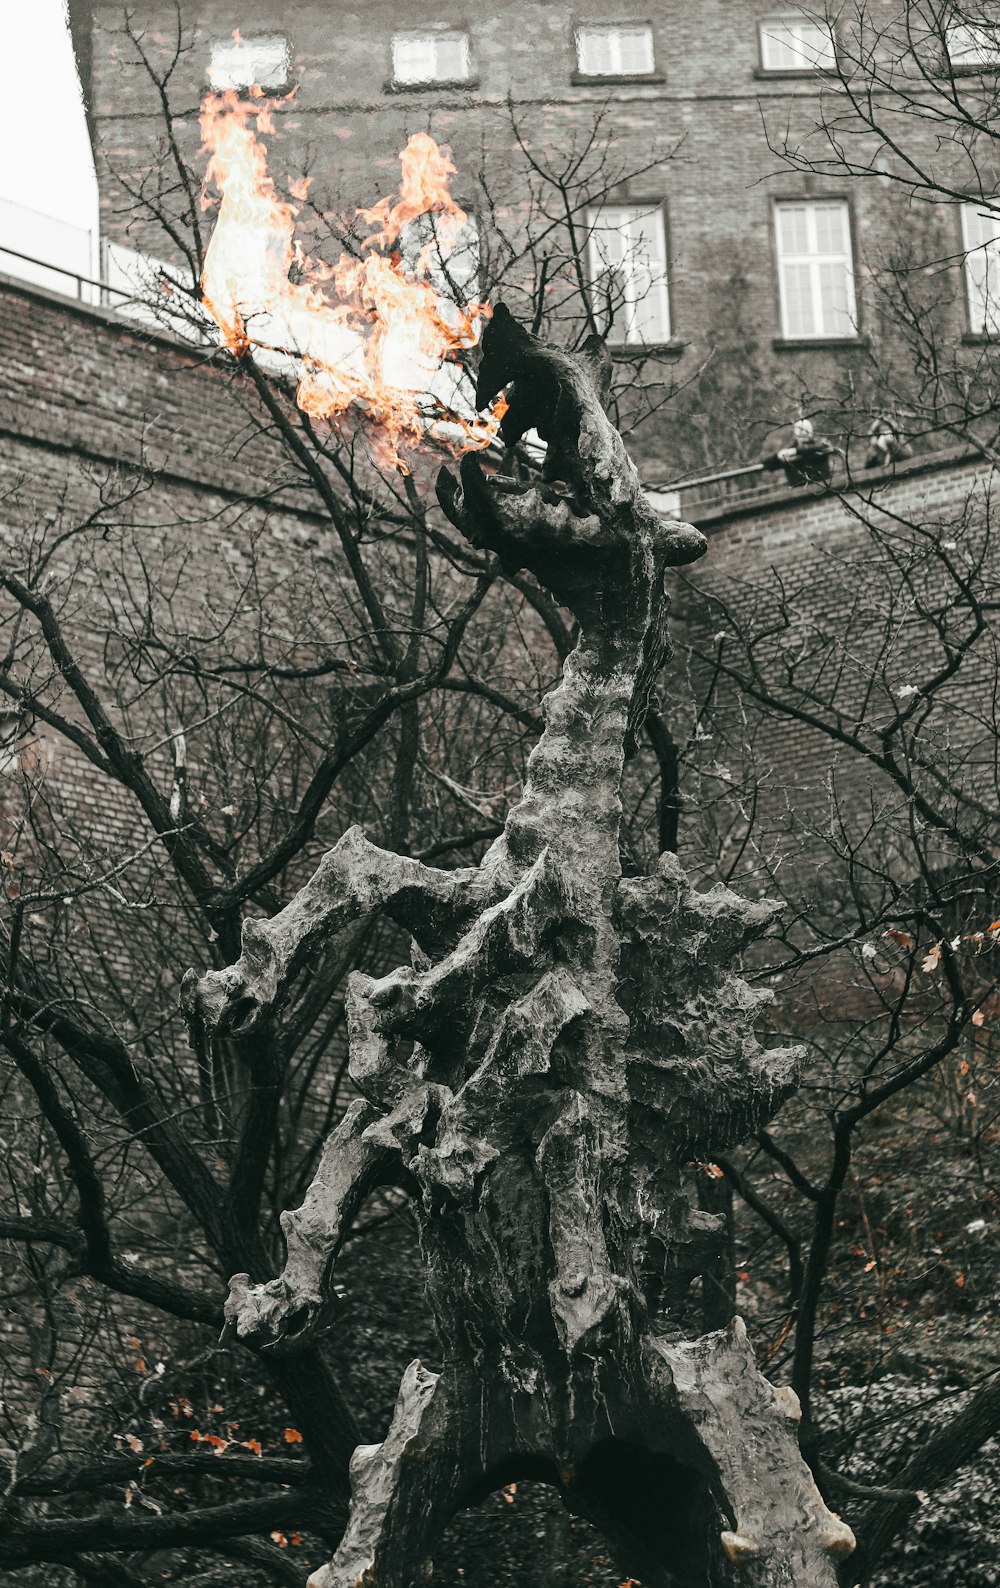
[187,307,856,1587]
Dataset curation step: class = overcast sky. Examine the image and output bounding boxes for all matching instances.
[0,1,99,275]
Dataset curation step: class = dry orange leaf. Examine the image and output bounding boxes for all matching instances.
[189,1430,228,1449]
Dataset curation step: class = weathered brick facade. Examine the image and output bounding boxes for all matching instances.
[0,271,365,996]
[72,0,989,476]
[0,270,286,498]
[660,448,998,1003]
[681,447,997,808]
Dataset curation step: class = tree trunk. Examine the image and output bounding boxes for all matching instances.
[185,305,856,1587]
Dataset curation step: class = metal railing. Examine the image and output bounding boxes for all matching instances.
[0,242,134,305]
[648,460,779,514]
[651,463,768,493]
[0,242,215,350]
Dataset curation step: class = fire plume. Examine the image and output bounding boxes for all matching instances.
[199,91,502,460]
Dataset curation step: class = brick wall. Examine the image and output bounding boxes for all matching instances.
[3,270,991,863]
[0,273,365,1004]
[0,271,300,500]
[0,273,550,1021]
[668,449,998,897]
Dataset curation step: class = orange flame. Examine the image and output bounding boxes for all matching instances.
[199,91,504,463]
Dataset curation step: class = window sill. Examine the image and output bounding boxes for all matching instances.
[570,71,666,86]
[941,62,1000,76]
[752,66,827,79]
[962,331,999,344]
[215,80,292,97]
[772,336,868,351]
[385,76,479,93]
[610,339,686,359]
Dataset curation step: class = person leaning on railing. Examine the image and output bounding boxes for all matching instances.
[864,416,910,470]
[760,418,834,488]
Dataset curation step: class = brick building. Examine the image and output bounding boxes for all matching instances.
[70,0,1000,477]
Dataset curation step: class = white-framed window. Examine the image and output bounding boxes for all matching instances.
[774,200,857,339]
[961,202,1000,334]
[586,204,670,346]
[945,17,1000,67]
[575,24,656,76]
[391,31,471,85]
[759,14,836,70]
[208,35,290,91]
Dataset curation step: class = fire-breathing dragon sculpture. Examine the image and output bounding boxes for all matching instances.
[185,305,855,1588]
